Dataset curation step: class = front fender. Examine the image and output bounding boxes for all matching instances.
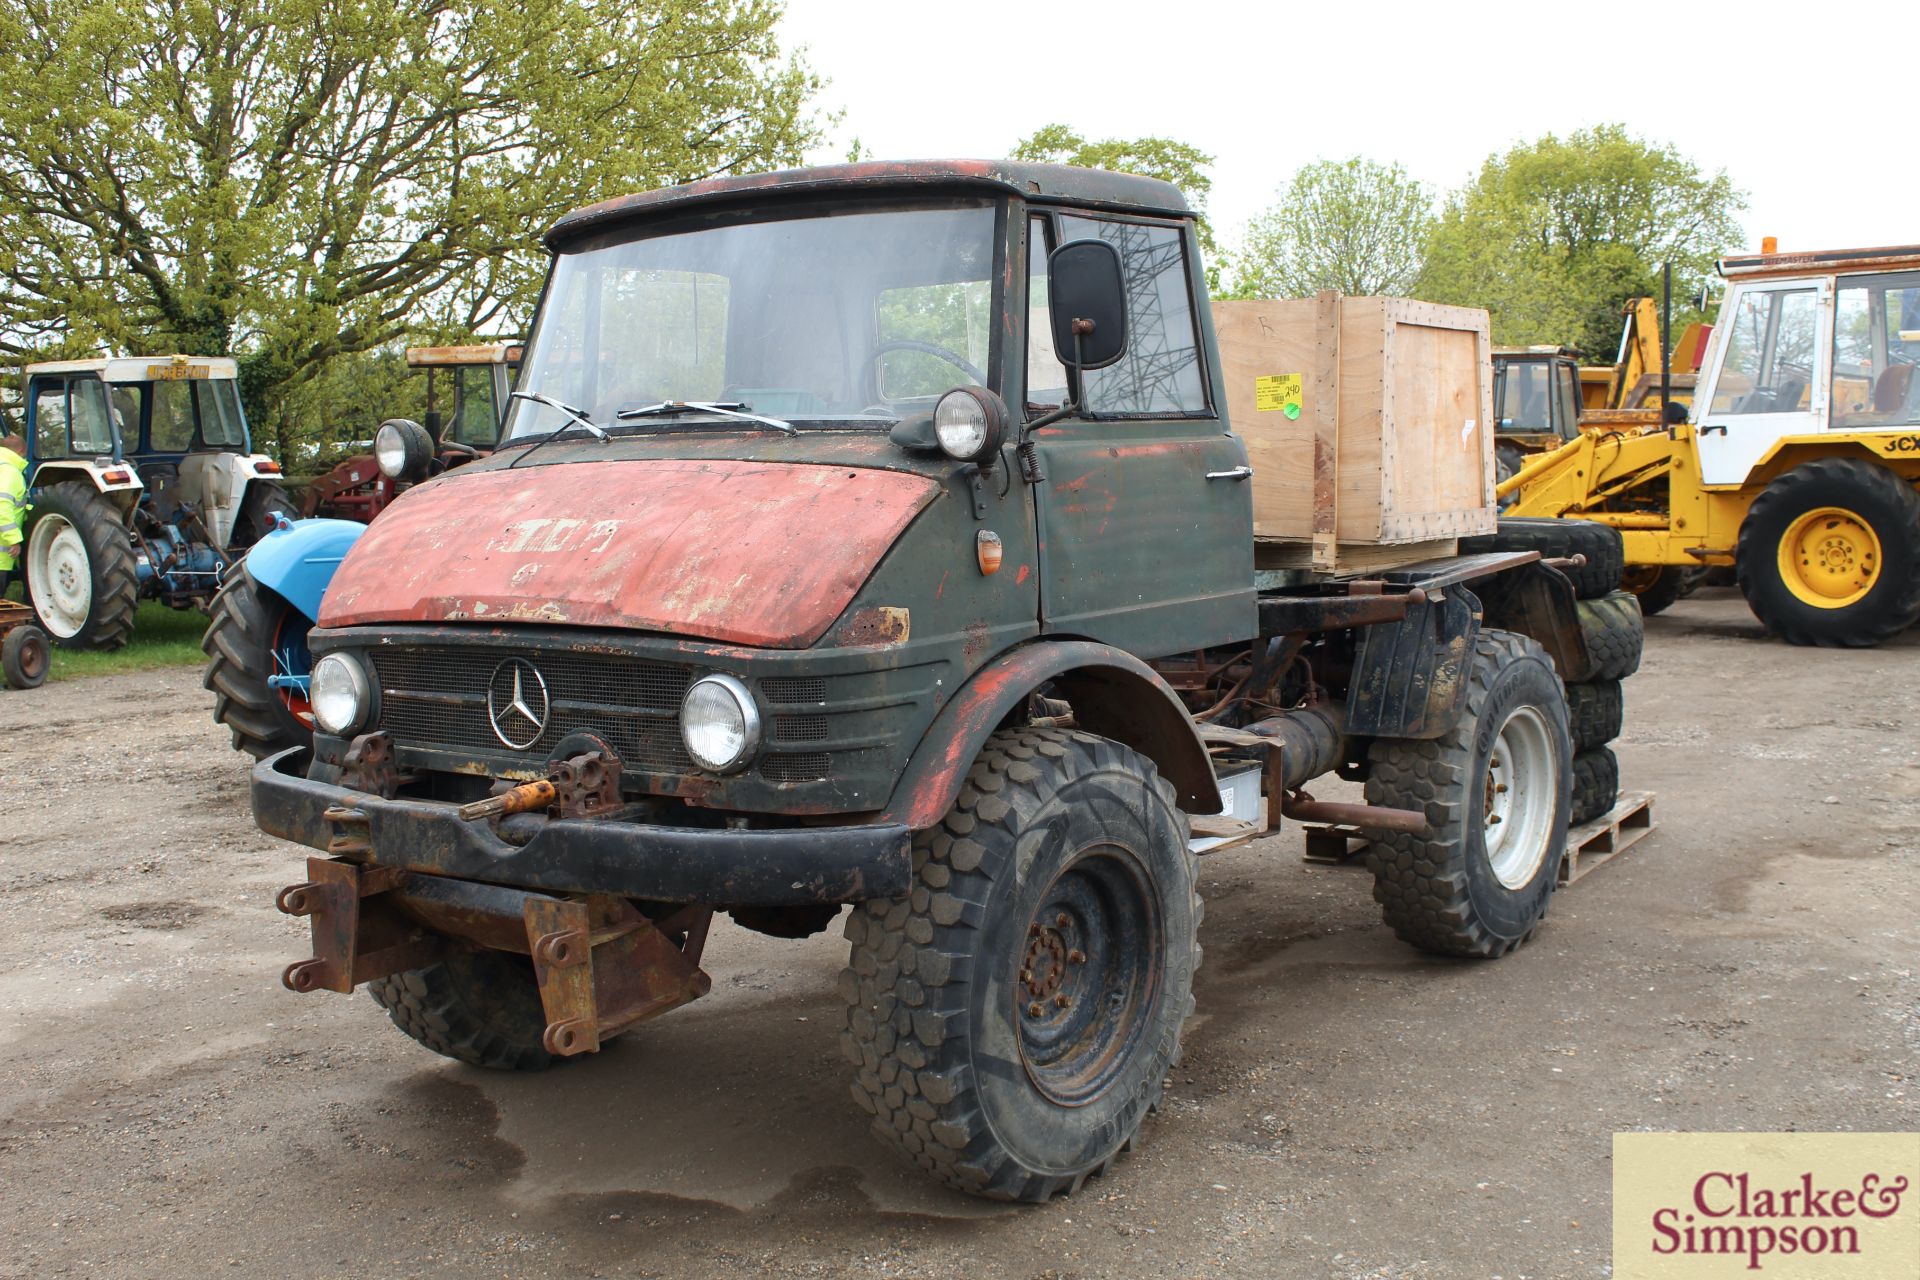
[881,640,1220,830]
[243,517,364,622]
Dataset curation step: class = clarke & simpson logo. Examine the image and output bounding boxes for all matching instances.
[1613,1133,1919,1279]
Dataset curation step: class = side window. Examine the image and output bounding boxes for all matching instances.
[1832,271,1920,428]
[1026,215,1069,410]
[1058,215,1208,416]
[195,382,248,448]
[69,379,115,454]
[1498,361,1550,431]
[452,367,500,445]
[1710,288,1817,415]
[32,380,67,459]
[150,381,196,451]
[1555,363,1582,434]
[110,386,142,449]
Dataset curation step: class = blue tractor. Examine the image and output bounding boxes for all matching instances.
[20,355,295,649]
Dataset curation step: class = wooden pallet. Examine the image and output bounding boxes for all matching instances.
[1297,791,1657,887]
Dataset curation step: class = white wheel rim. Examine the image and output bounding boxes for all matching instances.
[1483,704,1557,889]
[27,515,93,639]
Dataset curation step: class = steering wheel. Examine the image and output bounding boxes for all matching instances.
[870,339,987,401]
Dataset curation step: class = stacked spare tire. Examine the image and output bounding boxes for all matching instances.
[1461,517,1643,826]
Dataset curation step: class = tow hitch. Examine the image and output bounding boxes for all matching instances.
[276,856,712,1056]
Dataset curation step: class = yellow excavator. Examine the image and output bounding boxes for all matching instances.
[1500,242,1920,644]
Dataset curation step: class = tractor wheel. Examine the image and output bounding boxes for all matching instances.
[840,727,1199,1202]
[1567,592,1644,682]
[1,624,50,689]
[367,948,558,1072]
[203,561,314,760]
[1565,679,1624,752]
[1460,517,1624,599]
[1735,458,1920,647]
[232,481,299,549]
[1363,629,1572,958]
[1621,565,1686,617]
[1570,747,1620,826]
[24,482,138,650]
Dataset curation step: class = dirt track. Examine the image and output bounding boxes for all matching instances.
[1,589,1915,1279]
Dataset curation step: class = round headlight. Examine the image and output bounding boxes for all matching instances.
[311,653,370,736]
[680,674,761,774]
[933,387,1008,464]
[374,418,433,481]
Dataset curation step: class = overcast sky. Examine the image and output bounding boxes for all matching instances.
[781,0,1916,261]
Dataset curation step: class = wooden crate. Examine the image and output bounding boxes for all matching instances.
[1212,292,1498,575]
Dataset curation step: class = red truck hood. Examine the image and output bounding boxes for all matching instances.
[316,458,939,648]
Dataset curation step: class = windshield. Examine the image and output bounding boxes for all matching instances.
[505,202,999,439]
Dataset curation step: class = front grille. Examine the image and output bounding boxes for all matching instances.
[371,646,694,773]
[763,676,827,704]
[774,714,828,743]
[761,752,831,783]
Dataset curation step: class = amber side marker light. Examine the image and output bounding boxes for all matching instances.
[255,459,282,474]
[976,529,1003,575]
[1761,235,1778,254]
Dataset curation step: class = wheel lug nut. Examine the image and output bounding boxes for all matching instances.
[1495,783,1509,794]
[1055,913,1070,928]
[1067,949,1086,964]
[1053,993,1070,1008]
[1488,814,1502,825]
[1027,1001,1044,1017]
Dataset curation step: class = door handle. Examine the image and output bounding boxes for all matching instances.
[1206,465,1254,481]
[1699,424,1728,436]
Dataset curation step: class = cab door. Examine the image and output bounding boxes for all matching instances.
[1695,280,1830,484]
[1024,212,1254,656]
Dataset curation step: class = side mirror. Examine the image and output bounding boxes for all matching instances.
[1663,399,1689,426]
[1047,240,1128,371]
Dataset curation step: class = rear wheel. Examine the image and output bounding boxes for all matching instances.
[1,624,50,689]
[231,481,299,549]
[202,561,313,759]
[366,948,557,1072]
[840,728,1198,1201]
[1736,458,1920,647]
[24,482,138,650]
[1364,630,1572,958]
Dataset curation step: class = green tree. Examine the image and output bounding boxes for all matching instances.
[1230,158,1434,299]
[0,0,827,458]
[1011,124,1221,283]
[1417,125,1745,357]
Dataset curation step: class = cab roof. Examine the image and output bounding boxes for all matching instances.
[25,355,239,382]
[405,343,523,368]
[546,159,1193,248]
[1719,243,1920,280]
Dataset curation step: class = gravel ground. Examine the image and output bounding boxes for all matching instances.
[0,588,1914,1279]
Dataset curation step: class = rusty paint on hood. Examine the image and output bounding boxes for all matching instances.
[316,459,939,648]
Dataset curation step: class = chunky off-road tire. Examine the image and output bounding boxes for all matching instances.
[1460,517,1624,599]
[1623,565,1686,617]
[1569,591,1644,682]
[839,727,1199,1202]
[1570,747,1620,826]
[203,561,313,759]
[1363,630,1572,958]
[1735,458,1920,647]
[24,482,137,651]
[367,948,556,1072]
[231,481,299,550]
[1,624,50,689]
[1565,679,1623,752]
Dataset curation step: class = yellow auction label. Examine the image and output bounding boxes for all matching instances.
[1254,373,1302,418]
[1613,1132,1918,1278]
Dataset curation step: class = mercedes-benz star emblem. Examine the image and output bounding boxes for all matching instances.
[486,658,550,750]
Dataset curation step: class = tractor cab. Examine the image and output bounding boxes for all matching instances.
[20,355,292,649]
[407,342,521,449]
[1493,346,1584,452]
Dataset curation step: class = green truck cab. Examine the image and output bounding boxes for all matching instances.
[250,161,1618,1201]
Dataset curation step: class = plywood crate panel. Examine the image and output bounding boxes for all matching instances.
[1213,293,1497,573]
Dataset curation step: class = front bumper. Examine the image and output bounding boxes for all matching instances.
[251,748,913,905]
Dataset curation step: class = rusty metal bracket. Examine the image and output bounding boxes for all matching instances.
[456,751,624,823]
[277,856,427,994]
[523,896,712,1056]
[341,732,401,800]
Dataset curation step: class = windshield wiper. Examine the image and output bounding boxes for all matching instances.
[510,390,607,438]
[616,400,795,435]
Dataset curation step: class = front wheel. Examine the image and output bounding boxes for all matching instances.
[840,728,1199,1202]
[1621,565,1686,617]
[202,561,314,759]
[24,482,138,650]
[1364,629,1572,958]
[1735,458,1920,647]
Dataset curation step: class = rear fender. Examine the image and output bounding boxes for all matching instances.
[28,460,142,515]
[881,640,1220,830]
[243,518,365,622]
[1473,562,1589,682]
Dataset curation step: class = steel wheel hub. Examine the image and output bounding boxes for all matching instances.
[26,515,92,639]
[1778,506,1880,608]
[1483,705,1557,889]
